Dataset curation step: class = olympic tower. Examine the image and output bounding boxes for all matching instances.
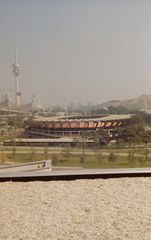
[12,50,21,106]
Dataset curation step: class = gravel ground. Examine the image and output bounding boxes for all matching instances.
[1,178,151,240]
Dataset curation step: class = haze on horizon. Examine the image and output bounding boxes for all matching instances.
[0,0,151,107]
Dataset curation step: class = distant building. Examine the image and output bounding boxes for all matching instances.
[25,114,131,138]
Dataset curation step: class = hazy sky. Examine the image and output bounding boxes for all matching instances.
[0,0,151,106]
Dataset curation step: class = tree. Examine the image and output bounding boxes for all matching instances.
[108,152,116,163]
[80,154,85,165]
[97,129,110,146]
[127,150,135,167]
[116,138,125,149]
[51,153,59,166]
[115,116,148,146]
[0,146,5,163]
[80,131,88,150]
[127,148,148,167]
[142,131,151,146]
[87,128,110,149]
[129,113,144,126]
[30,146,35,161]
[12,139,16,160]
[44,143,48,160]
[61,146,71,161]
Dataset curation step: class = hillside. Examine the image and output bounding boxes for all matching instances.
[100,95,151,111]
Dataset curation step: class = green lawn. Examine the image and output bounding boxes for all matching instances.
[1,146,151,169]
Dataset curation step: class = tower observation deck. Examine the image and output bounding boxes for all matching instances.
[12,51,21,106]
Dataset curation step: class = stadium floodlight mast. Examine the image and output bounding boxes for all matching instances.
[12,49,21,106]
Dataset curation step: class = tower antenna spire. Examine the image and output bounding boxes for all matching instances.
[15,38,18,64]
[12,43,21,106]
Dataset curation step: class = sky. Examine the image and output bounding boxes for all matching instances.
[0,0,151,106]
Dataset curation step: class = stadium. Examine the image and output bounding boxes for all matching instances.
[25,114,131,139]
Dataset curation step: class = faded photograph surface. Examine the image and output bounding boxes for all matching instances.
[1,1,151,240]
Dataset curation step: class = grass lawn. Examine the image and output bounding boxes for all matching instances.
[1,146,151,169]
